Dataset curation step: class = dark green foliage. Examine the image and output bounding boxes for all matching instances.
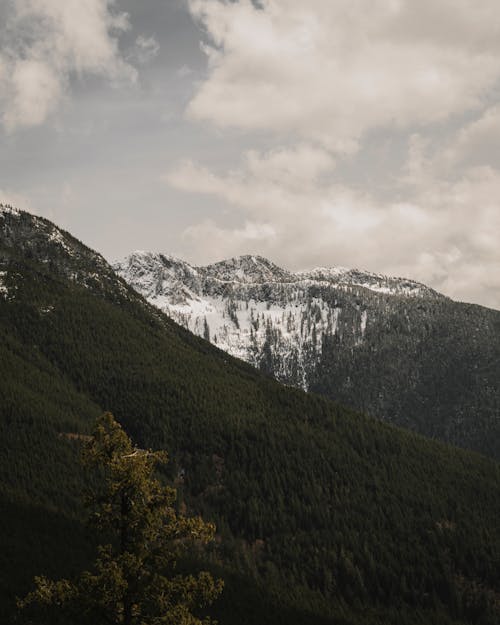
[18,413,222,625]
[308,291,500,459]
[1,208,500,625]
[117,251,500,459]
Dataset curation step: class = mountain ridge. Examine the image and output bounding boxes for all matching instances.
[116,250,444,296]
[2,205,500,625]
[115,249,500,459]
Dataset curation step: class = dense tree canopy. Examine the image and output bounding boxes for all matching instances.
[18,413,223,625]
[2,208,500,625]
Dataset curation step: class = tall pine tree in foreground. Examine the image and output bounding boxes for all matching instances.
[18,413,223,625]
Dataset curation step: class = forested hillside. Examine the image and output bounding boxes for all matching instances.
[1,206,500,625]
[115,252,500,459]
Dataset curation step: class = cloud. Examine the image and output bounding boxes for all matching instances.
[397,105,500,185]
[5,60,63,130]
[167,143,500,308]
[444,105,500,170]
[169,0,500,308]
[177,65,193,78]
[168,144,334,195]
[0,188,33,212]
[0,0,136,131]
[187,0,500,152]
[166,145,337,230]
[183,219,277,255]
[130,35,160,65]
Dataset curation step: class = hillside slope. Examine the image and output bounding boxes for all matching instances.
[115,251,500,459]
[1,205,500,625]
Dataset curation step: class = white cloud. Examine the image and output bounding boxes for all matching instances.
[130,35,160,65]
[167,144,336,220]
[5,60,63,130]
[183,219,277,255]
[167,144,500,308]
[187,0,500,152]
[444,105,500,169]
[169,0,500,308]
[0,0,136,131]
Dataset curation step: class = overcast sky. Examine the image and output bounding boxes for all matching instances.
[1,1,500,309]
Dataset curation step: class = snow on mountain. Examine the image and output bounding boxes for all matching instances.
[296,266,435,296]
[0,270,8,298]
[203,255,294,284]
[0,204,20,216]
[0,204,130,298]
[114,252,444,389]
[2,205,498,459]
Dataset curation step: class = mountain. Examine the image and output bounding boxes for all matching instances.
[2,205,500,625]
[115,251,500,459]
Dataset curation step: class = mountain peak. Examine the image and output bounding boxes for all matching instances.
[114,249,447,391]
[297,266,351,280]
[0,203,21,216]
[113,251,201,302]
[116,250,446,300]
[297,265,441,298]
[0,205,121,296]
[202,254,294,284]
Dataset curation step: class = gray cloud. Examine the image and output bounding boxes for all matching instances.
[129,35,160,65]
[0,0,136,131]
[187,0,500,152]
[167,141,500,308]
[1,0,499,310]
[161,0,500,309]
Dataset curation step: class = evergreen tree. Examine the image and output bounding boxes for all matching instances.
[18,413,223,625]
[203,317,210,342]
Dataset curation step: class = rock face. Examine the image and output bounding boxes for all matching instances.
[0,204,124,298]
[1,203,499,459]
[114,252,442,387]
[115,250,500,459]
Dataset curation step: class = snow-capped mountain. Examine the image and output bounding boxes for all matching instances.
[0,203,126,299]
[114,252,444,389]
[115,250,500,459]
[2,205,499,458]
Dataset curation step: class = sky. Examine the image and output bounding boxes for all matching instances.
[1,1,500,309]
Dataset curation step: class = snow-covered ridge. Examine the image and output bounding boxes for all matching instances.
[114,252,444,390]
[0,204,20,216]
[116,252,440,298]
[296,267,436,297]
[203,255,294,284]
[1,205,131,298]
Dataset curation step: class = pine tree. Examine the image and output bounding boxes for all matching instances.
[203,317,210,342]
[18,413,223,625]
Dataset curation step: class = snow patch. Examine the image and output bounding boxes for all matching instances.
[0,270,8,297]
[0,204,20,216]
[115,252,445,390]
[48,227,74,255]
[361,310,368,336]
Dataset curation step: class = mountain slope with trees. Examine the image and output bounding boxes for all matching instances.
[115,251,500,459]
[1,205,500,625]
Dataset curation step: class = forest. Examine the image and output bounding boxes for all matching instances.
[1,208,500,625]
